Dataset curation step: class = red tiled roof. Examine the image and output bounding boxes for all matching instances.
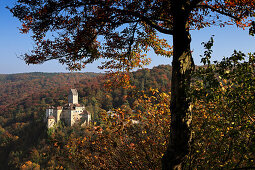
[48,116,55,119]
[57,106,62,110]
[80,110,90,115]
[47,106,54,109]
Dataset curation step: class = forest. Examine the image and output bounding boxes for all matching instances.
[0,56,254,169]
[0,65,171,169]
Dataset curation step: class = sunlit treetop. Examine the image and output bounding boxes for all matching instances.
[10,0,255,71]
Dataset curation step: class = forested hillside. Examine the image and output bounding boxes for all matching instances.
[0,72,100,169]
[0,65,173,169]
[0,60,254,169]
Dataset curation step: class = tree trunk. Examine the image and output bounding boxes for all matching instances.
[162,4,194,170]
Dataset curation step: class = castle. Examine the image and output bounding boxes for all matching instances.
[45,89,91,128]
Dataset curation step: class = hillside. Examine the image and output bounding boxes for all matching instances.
[0,65,172,120]
[0,61,254,169]
[0,65,173,169]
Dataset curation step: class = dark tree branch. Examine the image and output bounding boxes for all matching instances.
[189,0,204,10]
[197,4,241,21]
[112,8,173,35]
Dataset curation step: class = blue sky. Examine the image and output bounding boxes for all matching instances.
[1,0,255,74]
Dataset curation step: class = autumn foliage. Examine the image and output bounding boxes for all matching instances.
[7,0,255,168]
[0,52,254,168]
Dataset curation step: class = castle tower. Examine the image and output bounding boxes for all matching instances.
[68,89,78,104]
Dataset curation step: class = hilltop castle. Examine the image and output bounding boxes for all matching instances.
[45,89,91,128]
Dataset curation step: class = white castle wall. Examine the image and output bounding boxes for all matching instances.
[46,89,90,128]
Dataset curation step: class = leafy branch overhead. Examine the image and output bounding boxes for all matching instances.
[10,0,255,71]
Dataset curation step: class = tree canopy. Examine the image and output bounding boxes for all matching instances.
[10,0,255,70]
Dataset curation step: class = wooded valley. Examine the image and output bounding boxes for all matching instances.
[0,59,254,169]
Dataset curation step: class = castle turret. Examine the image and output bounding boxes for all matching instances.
[68,89,78,104]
